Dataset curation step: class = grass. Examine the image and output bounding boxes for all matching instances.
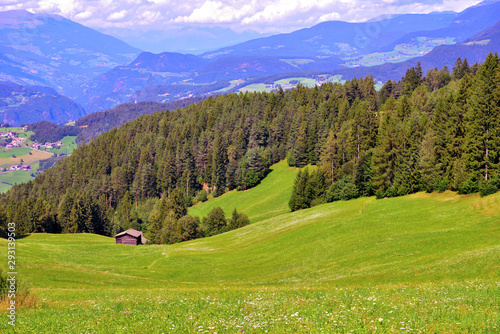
[46,136,77,155]
[239,84,274,93]
[0,161,38,193]
[0,149,52,166]
[275,77,318,87]
[189,160,302,222]
[0,166,499,332]
[0,147,31,159]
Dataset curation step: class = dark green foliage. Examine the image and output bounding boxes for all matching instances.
[197,190,208,203]
[28,121,80,143]
[202,207,227,237]
[435,179,449,193]
[164,188,188,220]
[177,215,202,241]
[479,178,500,197]
[325,176,359,202]
[228,209,250,230]
[289,169,311,212]
[459,178,479,195]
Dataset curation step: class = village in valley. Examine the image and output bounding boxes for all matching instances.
[0,125,76,193]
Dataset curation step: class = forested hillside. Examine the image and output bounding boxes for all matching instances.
[1,53,500,243]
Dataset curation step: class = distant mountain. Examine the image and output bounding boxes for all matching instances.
[0,82,85,125]
[0,10,141,97]
[100,26,269,54]
[76,52,208,113]
[201,12,457,60]
[378,0,500,53]
[3,2,500,122]
[328,18,500,83]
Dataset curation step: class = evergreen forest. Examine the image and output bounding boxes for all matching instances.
[2,53,500,244]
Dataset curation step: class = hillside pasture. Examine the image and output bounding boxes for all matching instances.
[0,189,499,332]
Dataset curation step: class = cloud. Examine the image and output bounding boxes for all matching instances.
[107,9,127,21]
[0,0,483,32]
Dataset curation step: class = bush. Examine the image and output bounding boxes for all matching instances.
[397,185,410,197]
[384,185,398,198]
[375,190,385,199]
[459,178,479,194]
[228,209,250,230]
[244,169,260,188]
[479,178,499,197]
[202,207,227,237]
[435,179,448,193]
[197,190,208,203]
[325,177,359,202]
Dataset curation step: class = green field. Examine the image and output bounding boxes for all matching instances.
[239,83,274,93]
[189,161,304,223]
[0,147,31,159]
[0,161,38,193]
[46,136,77,155]
[0,164,499,332]
[275,77,318,87]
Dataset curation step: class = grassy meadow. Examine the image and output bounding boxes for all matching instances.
[0,162,499,332]
[189,160,306,223]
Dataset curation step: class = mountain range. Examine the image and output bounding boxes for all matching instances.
[1,0,500,124]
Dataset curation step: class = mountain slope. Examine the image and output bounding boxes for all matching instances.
[327,19,500,83]
[378,0,500,52]
[2,190,498,332]
[201,13,457,60]
[0,10,141,96]
[0,81,85,125]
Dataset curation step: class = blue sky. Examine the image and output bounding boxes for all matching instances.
[0,0,483,33]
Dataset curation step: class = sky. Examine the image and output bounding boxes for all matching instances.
[0,0,483,34]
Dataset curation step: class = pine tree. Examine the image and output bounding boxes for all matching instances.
[418,130,438,192]
[212,135,228,197]
[372,110,399,193]
[463,53,500,181]
[320,131,338,184]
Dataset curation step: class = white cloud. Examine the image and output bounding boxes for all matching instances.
[75,9,92,19]
[107,9,127,21]
[0,0,483,32]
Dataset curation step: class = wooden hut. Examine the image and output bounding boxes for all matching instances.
[114,229,148,245]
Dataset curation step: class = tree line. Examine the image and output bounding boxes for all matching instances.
[1,54,500,239]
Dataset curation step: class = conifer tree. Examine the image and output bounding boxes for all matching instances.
[212,135,228,197]
[372,110,399,193]
[463,53,500,181]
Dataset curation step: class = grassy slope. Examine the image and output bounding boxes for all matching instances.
[0,166,499,332]
[189,160,304,223]
[46,136,77,155]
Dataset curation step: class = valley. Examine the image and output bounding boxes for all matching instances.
[0,126,77,193]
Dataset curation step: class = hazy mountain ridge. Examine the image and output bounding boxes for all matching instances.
[0,81,85,125]
[2,1,500,124]
[0,10,141,95]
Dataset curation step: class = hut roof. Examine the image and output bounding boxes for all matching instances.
[115,228,149,244]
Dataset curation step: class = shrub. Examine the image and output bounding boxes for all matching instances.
[244,169,260,188]
[479,178,499,197]
[228,209,250,230]
[202,207,227,237]
[375,190,385,199]
[384,185,398,198]
[435,179,448,193]
[459,178,478,194]
[197,190,208,203]
[325,177,359,202]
